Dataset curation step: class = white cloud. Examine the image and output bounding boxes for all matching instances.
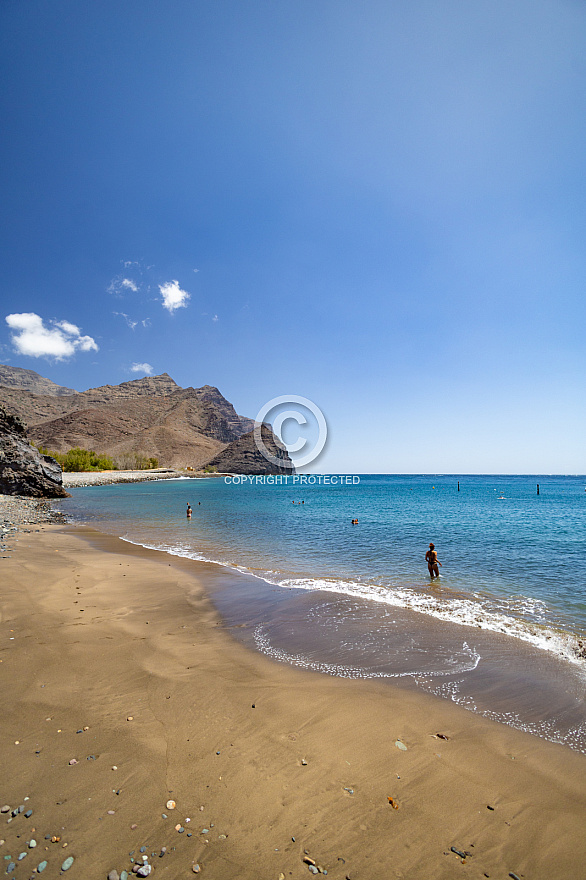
[6,313,98,360]
[131,362,153,375]
[159,280,190,313]
[108,275,139,296]
[114,311,138,330]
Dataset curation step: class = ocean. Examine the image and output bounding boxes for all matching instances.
[61,473,586,752]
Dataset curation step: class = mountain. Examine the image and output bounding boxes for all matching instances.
[0,367,290,473]
[0,364,76,396]
[204,424,293,475]
[0,405,68,497]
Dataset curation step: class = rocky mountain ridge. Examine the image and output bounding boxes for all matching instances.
[0,364,76,396]
[0,365,289,474]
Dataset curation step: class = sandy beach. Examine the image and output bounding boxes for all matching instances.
[1,513,586,879]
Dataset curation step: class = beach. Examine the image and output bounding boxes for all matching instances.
[1,501,585,878]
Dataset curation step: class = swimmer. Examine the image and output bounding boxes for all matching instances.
[351,519,359,524]
[186,503,192,518]
[425,542,442,579]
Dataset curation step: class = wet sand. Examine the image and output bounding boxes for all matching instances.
[1,522,586,879]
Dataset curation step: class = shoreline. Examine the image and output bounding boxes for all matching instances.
[1,505,586,876]
[61,469,191,488]
[61,470,235,489]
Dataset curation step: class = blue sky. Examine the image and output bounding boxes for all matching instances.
[1,0,585,472]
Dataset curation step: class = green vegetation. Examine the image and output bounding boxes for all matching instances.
[115,452,159,470]
[37,445,116,472]
[202,464,217,473]
[36,445,159,472]
[133,453,159,470]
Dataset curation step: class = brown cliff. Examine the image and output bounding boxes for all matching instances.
[204,424,294,475]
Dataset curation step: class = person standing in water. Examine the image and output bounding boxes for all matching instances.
[425,542,442,579]
[186,503,192,518]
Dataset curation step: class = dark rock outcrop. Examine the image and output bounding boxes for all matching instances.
[0,405,68,497]
[203,424,295,475]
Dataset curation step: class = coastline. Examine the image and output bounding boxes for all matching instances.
[61,469,190,488]
[1,505,586,877]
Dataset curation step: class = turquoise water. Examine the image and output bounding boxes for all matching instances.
[62,474,586,751]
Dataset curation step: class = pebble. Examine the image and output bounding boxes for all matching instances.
[18,852,28,860]
[61,856,74,871]
[112,766,118,771]
[136,865,151,877]
[192,865,200,874]
[308,867,318,875]
[107,811,115,816]
[108,871,120,880]
[130,824,138,830]
[24,811,32,818]
[28,840,36,848]
[0,807,10,814]
[139,847,146,854]
[36,861,47,873]
[395,741,408,751]
[120,873,128,880]
[166,800,176,810]
[68,759,78,765]
[7,862,15,873]
[127,717,134,722]
[159,848,167,858]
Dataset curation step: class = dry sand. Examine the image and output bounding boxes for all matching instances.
[1,522,585,879]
